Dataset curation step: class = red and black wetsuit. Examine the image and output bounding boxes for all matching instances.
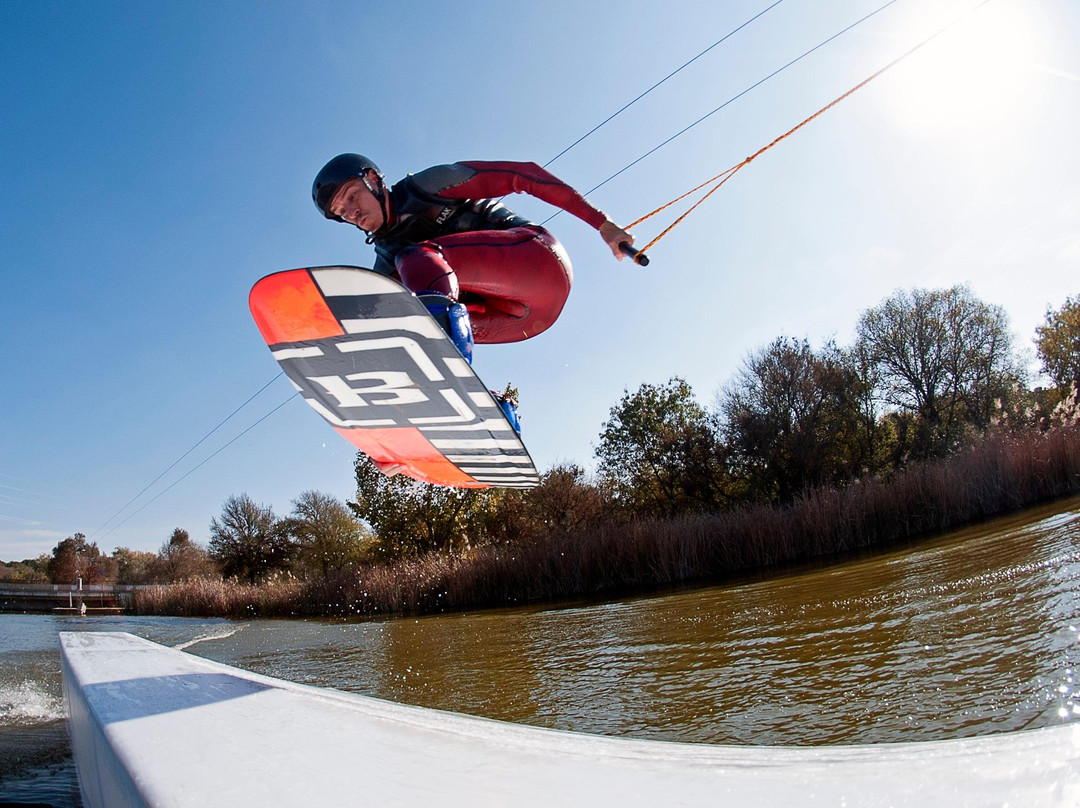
[369,161,609,344]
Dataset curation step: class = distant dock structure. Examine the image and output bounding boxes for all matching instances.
[1,583,135,613]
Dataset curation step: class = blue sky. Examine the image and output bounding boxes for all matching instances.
[2,0,1078,559]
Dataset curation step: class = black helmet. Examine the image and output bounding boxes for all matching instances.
[312,153,384,220]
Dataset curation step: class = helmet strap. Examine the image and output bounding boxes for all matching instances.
[364,175,391,242]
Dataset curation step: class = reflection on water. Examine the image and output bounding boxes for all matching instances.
[2,496,1079,805]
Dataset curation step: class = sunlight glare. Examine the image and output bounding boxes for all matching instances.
[881,2,1042,139]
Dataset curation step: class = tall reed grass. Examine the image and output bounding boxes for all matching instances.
[131,574,305,617]
[132,425,1080,619]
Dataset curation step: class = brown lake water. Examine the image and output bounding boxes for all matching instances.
[3,494,1079,804]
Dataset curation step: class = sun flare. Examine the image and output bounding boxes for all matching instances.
[880,2,1044,139]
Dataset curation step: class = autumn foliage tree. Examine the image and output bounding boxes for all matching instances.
[481,463,610,545]
[1036,296,1080,390]
[595,377,728,517]
[209,495,293,583]
[156,528,215,582]
[351,458,490,559]
[286,490,372,577]
[855,285,1021,459]
[519,463,609,534]
[719,338,872,504]
[48,534,116,584]
[112,547,158,584]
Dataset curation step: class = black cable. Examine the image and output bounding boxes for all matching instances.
[542,0,787,169]
[98,391,300,542]
[542,0,903,225]
[90,372,284,539]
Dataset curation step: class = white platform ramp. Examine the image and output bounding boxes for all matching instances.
[61,631,1080,807]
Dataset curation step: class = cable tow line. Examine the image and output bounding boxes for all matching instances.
[625,0,995,265]
[97,391,300,542]
[542,0,787,170]
[89,372,285,540]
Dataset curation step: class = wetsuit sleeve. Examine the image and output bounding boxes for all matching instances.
[411,161,610,230]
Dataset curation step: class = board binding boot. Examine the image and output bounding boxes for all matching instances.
[417,291,474,364]
[493,390,521,435]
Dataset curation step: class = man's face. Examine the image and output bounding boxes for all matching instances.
[328,172,384,232]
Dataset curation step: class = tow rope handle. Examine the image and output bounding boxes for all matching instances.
[619,0,992,265]
[619,242,650,266]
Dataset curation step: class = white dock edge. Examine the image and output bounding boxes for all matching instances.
[61,632,1080,808]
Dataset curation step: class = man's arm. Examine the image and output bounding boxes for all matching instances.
[411,161,635,259]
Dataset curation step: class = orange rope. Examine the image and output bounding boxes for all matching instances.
[630,165,745,254]
[625,164,742,231]
[629,0,993,257]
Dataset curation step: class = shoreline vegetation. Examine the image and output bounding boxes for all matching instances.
[10,285,1079,620]
[131,425,1080,620]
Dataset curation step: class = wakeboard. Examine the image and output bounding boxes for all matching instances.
[249,266,540,489]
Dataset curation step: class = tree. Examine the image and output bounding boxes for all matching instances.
[208,495,292,583]
[855,285,1021,459]
[351,458,491,559]
[48,534,116,584]
[523,463,609,534]
[720,338,872,504]
[481,463,611,545]
[843,339,896,474]
[155,527,215,582]
[286,490,372,577]
[2,555,50,583]
[112,547,158,584]
[595,377,727,517]
[1036,295,1080,390]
